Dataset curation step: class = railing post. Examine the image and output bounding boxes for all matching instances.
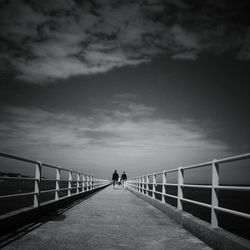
[55,167,61,200]
[152,173,156,199]
[211,160,219,227]
[68,170,72,196]
[162,171,166,203]
[76,173,80,194]
[139,177,142,193]
[87,175,90,190]
[34,161,42,207]
[177,167,184,210]
[82,174,85,192]
[146,175,149,196]
[140,177,143,193]
[89,176,91,190]
[91,176,93,189]
[85,175,88,190]
[142,176,145,194]
[90,175,92,189]
[89,175,91,190]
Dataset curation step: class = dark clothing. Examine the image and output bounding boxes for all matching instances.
[112,172,119,181]
[121,173,127,180]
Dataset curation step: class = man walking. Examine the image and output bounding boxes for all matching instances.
[121,171,127,189]
[112,170,119,189]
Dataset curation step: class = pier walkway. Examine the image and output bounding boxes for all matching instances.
[3,186,211,250]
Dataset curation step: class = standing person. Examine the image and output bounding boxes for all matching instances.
[121,171,127,189]
[112,170,119,189]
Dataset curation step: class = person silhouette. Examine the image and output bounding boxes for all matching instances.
[121,171,127,189]
[112,170,119,189]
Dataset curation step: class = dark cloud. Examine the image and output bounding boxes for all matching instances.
[0,0,250,83]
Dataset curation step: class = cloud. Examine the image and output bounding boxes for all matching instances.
[113,93,139,100]
[0,0,250,83]
[237,29,250,60]
[0,100,229,176]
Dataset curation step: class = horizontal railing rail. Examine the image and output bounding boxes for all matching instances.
[127,153,250,229]
[0,152,110,216]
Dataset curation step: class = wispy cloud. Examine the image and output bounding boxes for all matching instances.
[0,0,249,83]
[0,99,229,175]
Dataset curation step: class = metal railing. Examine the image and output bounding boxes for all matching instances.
[127,153,250,228]
[0,152,110,215]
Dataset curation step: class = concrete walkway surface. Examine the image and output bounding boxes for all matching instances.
[3,186,211,249]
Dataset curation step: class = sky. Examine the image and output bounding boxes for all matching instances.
[0,0,250,182]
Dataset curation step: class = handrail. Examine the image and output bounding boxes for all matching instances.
[127,152,250,229]
[0,152,110,215]
[0,152,38,164]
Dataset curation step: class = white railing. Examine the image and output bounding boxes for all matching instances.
[0,152,110,214]
[127,153,250,228]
